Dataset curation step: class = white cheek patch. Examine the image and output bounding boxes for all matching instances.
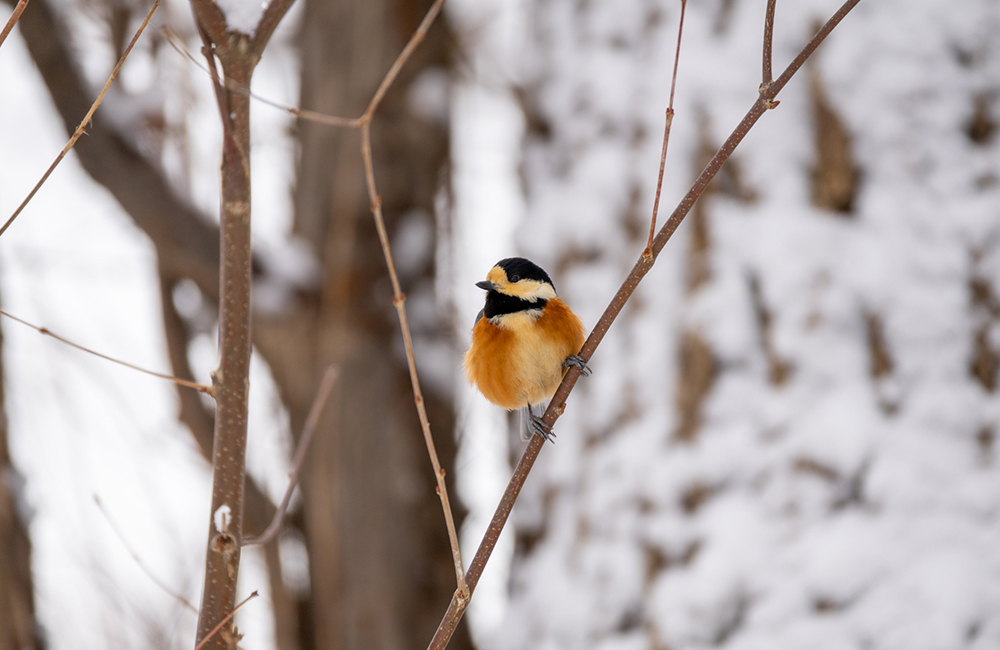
[511,280,556,302]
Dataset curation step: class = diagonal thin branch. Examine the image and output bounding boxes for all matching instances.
[193,591,258,650]
[251,0,299,59]
[0,0,29,50]
[0,0,161,239]
[0,308,212,393]
[161,30,358,127]
[427,0,861,646]
[360,0,446,123]
[361,124,468,599]
[243,365,338,547]
[165,0,447,130]
[94,496,198,613]
[645,0,688,255]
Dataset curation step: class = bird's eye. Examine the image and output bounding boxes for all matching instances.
[510,274,520,282]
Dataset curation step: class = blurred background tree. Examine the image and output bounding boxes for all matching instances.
[3,0,1000,649]
[0,0,469,648]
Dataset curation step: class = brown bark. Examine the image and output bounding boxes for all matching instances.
[10,0,468,646]
[192,43,256,650]
[10,0,467,645]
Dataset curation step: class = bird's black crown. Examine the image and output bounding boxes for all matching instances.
[496,257,554,288]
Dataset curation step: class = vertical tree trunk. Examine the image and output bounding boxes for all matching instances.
[8,0,468,644]
[194,49,256,650]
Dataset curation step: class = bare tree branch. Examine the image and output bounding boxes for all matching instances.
[360,0,446,123]
[157,271,279,538]
[167,0,447,130]
[194,591,258,650]
[762,0,777,90]
[243,365,338,547]
[0,0,29,49]
[0,308,211,393]
[251,0,298,58]
[645,0,687,255]
[361,123,468,598]
[94,496,199,613]
[0,0,161,239]
[191,34,256,650]
[427,1,862,646]
[7,0,223,302]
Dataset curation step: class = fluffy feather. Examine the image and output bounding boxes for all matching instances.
[465,296,585,410]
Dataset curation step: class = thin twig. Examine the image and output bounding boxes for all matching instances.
[762,0,777,90]
[361,124,468,599]
[645,0,687,255]
[93,496,198,613]
[164,0,446,130]
[427,1,861,647]
[0,0,161,239]
[0,0,30,50]
[0,308,212,393]
[243,365,339,547]
[193,591,258,650]
[250,0,299,59]
[161,30,358,127]
[361,0,446,122]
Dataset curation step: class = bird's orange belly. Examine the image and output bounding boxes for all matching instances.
[464,302,584,411]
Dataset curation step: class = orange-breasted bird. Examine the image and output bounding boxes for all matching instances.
[464,257,590,442]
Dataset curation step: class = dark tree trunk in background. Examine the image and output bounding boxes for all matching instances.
[0,306,43,650]
[8,0,468,646]
[254,1,469,649]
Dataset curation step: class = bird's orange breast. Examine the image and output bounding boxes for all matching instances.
[464,297,585,410]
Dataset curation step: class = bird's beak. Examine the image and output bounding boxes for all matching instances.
[476,280,497,291]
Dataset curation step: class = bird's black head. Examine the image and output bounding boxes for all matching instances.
[475,257,557,322]
[495,257,554,288]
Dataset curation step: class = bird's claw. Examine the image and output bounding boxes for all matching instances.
[563,354,592,377]
[529,414,557,444]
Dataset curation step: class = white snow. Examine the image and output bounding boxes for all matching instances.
[213,504,232,533]
[452,0,1000,649]
[214,0,266,37]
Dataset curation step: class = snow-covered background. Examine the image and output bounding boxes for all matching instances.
[2,0,999,648]
[466,0,1000,649]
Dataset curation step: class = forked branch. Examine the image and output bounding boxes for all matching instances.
[645,0,688,255]
[427,1,861,647]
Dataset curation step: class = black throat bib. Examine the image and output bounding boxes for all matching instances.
[483,291,547,320]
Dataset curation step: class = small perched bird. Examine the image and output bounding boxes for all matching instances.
[464,257,589,442]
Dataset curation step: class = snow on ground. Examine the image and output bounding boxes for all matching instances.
[465,0,1000,649]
